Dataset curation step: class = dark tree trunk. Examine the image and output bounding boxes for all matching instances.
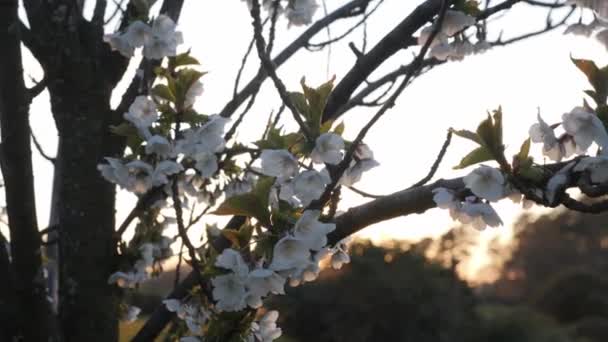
[0,232,17,340]
[50,83,119,341]
[0,1,51,340]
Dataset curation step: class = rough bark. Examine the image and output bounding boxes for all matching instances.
[0,1,51,340]
[50,82,119,342]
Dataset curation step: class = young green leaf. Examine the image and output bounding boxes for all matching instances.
[454,146,493,169]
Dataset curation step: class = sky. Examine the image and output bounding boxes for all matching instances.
[12,0,608,280]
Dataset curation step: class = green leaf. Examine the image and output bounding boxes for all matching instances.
[319,119,333,134]
[450,128,482,145]
[517,138,531,161]
[596,104,608,129]
[213,194,270,225]
[255,128,302,150]
[300,76,335,134]
[170,51,200,68]
[476,109,505,161]
[151,84,176,103]
[174,68,206,108]
[212,177,274,225]
[333,121,345,135]
[454,146,494,170]
[221,229,241,248]
[238,224,254,247]
[572,57,608,103]
[493,107,503,147]
[288,92,309,120]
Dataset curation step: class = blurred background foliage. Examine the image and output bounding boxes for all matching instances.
[122,209,608,341]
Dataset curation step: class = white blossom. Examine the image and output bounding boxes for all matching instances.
[529,113,567,161]
[430,42,453,61]
[103,33,135,57]
[251,311,282,342]
[143,15,183,59]
[184,80,204,108]
[122,306,141,323]
[211,273,248,312]
[442,10,476,36]
[260,150,299,179]
[245,268,286,307]
[193,152,218,178]
[311,133,344,165]
[293,210,335,251]
[176,116,228,157]
[151,160,183,187]
[564,22,594,36]
[145,135,172,157]
[574,155,608,183]
[417,26,449,48]
[124,21,151,47]
[285,0,319,27]
[463,166,505,202]
[225,174,256,198]
[330,250,350,270]
[125,160,154,194]
[339,159,379,186]
[545,162,576,204]
[567,0,608,20]
[124,96,158,129]
[432,187,460,210]
[291,169,331,206]
[562,107,608,151]
[215,248,249,277]
[354,143,374,160]
[597,29,608,50]
[107,270,147,288]
[98,157,130,186]
[473,40,492,54]
[460,201,503,230]
[269,236,311,271]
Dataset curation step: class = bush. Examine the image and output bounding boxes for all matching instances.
[269,241,478,342]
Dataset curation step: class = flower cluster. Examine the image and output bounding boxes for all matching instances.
[563,1,608,49]
[104,15,183,59]
[242,0,319,27]
[108,237,173,288]
[259,133,377,207]
[530,107,608,161]
[164,298,210,339]
[418,10,490,61]
[210,210,350,315]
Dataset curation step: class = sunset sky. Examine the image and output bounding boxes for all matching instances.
[13,1,608,279]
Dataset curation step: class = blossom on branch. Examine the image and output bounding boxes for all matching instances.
[311,133,344,165]
[463,165,505,202]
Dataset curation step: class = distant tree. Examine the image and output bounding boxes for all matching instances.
[268,241,479,342]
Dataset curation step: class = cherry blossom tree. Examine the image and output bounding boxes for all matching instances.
[1,0,606,341]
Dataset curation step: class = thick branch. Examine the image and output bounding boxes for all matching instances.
[0,2,50,340]
[323,0,443,122]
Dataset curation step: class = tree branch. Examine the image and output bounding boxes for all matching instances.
[323,0,443,122]
[0,2,50,339]
[219,0,374,118]
[250,0,313,140]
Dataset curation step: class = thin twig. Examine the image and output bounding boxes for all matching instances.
[250,0,313,140]
[408,129,452,189]
[30,130,55,163]
[345,185,385,198]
